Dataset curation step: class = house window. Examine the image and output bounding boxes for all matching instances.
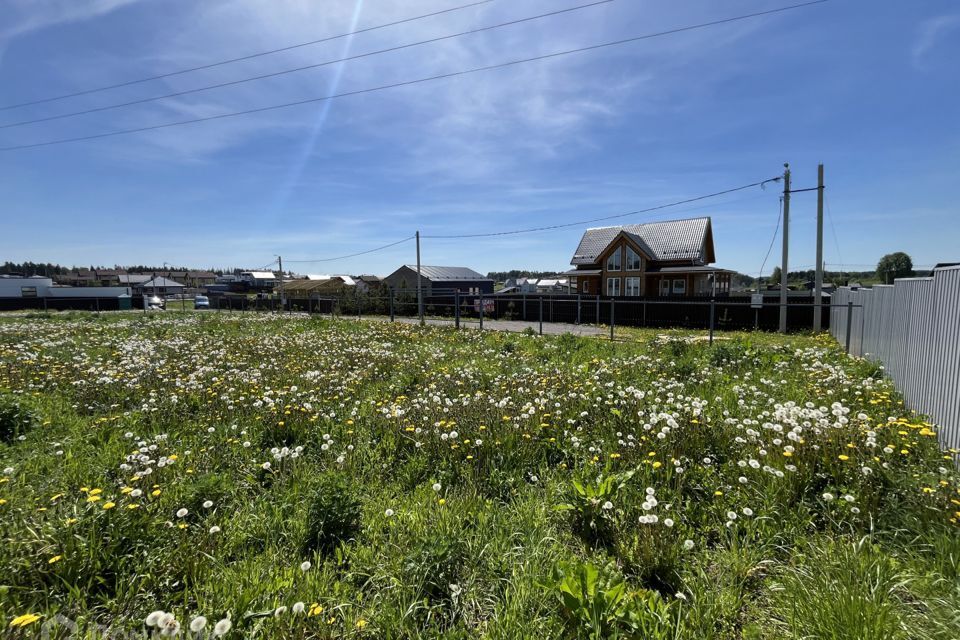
[625,277,640,297]
[606,277,621,297]
[672,279,686,295]
[625,246,642,271]
[582,280,589,293]
[659,279,670,296]
[20,286,38,298]
[606,247,621,271]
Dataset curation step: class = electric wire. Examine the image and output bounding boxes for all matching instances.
[0,0,830,152]
[0,0,498,112]
[0,0,615,130]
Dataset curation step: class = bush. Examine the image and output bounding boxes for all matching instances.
[0,393,37,444]
[303,474,362,555]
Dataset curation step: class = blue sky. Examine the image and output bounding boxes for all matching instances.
[1,0,958,276]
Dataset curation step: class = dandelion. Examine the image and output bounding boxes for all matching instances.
[727,511,737,520]
[300,560,312,572]
[356,619,368,629]
[292,602,305,615]
[203,500,213,509]
[10,613,41,628]
[432,483,442,492]
[2,467,13,476]
[261,462,271,470]
[213,618,232,636]
[742,507,754,517]
[103,501,116,510]
[675,592,687,600]
[146,610,165,627]
[190,616,207,633]
[683,539,695,550]
[131,489,143,498]
[209,525,221,534]
[274,606,287,617]
[601,501,613,510]
[176,508,188,518]
[48,555,63,564]
[843,494,855,503]
[384,508,394,517]
[822,492,835,501]
[663,518,675,528]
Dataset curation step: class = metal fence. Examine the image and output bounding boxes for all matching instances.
[831,266,960,450]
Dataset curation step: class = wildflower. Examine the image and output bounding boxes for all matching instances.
[300,560,312,572]
[209,525,221,534]
[384,508,395,517]
[48,555,63,564]
[190,616,207,633]
[726,511,737,520]
[838,455,850,461]
[601,501,613,510]
[675,592,687,600]
[356,619,368,629]
[683,539,695,550]
[742,507,754,517]
[308,603,324,616]
[203,500,213,509]
[2,467,13,476]
[262,462,272,470]
[432,483,442,492]
[10,613,41,628]
[176,508,188,518]
[146,611,166,627]
[843,494,855,503]
[274,606,287,617]
[663,518,675,528]
[103,501,116,510]
[292,602,305,615]
[213,618,232,636]
[822,492,835,501]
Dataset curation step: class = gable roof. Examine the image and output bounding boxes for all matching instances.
[571,217,714,266]
[401,265,491,281]
[140,277,185,288]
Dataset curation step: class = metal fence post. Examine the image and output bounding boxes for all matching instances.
[389,290,395,322]
[642,300,647,327]
[357,293,361,320]
[539,296,544,335]
[576,295,581,325]
[845,300,853,353]
[596,295,600,324]
[95,297,100,314]
[455,291,460,329]
[609,298,615,341]
[479,293,484,330]
[522,294,526,320]
[709,299,715,345]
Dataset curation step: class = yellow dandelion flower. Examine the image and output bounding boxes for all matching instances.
[838,455,849,461]
[102,502,116,510]
[86,495,102,503]
[356,619,368,629]
[48,555,62,564]
[10,613,41,628]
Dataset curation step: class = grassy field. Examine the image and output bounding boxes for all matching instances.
[1,313,958,639]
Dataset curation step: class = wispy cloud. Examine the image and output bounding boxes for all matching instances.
[0,0,141,42]
[912,14,960,68]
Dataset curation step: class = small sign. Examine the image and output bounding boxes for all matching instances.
[751,293,764,309]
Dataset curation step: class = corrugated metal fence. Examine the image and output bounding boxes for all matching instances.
[831,266,960,450]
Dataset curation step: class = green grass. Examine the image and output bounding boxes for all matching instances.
[0,313,958,638]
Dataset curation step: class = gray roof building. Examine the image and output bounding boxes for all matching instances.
[571,217,715,266]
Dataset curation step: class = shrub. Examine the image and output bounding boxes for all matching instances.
[303,474,362,555]
[0,393,37,444]
[549,559,677,639]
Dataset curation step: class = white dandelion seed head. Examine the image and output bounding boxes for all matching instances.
[385,508,395,517]
[209,525,221,534]
[213,618,232,636]
[292,602,305,615]
[663,518,674,528]
[146,611,166,627]
[300,561,312,572]
[683,539,695,550]
[432,483,442,492]
[202,500,213,509]
[189,616,207,633]
[176,508,188,518]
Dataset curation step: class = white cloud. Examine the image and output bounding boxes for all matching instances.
[0,0,141,42]
[912,14,960,68]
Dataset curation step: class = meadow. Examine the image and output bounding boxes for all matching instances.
[0,313,958,639]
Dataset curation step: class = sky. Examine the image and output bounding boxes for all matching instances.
[1,0,958,277]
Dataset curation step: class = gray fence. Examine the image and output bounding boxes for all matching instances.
[831,266,960,450]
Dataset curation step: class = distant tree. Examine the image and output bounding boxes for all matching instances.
[769,266,782,285]
[876,252,913,284]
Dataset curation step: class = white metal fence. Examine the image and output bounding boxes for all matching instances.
[831,265,960,450]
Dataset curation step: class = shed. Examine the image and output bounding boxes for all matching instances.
[383,265,494,296]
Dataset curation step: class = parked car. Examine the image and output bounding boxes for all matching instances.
[194,295,210,309]
[146,295,165,310]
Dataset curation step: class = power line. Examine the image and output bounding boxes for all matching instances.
[0,0,830,152]
[0,0,497,112]
[757,196,783,281]
[0,0,615,130]
[283,235,416,264]
[423,178,782,238]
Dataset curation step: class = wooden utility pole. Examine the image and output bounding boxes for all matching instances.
[813,163,825,331]
[416,231,424,325]
[779,163,791,333]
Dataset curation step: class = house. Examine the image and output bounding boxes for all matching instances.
[355,275,383,293]
[240,271,277,290]
[501,277,570,294]
[135,277,186,296]
[118,274,152,286]
[383,265,494,296]
[563,217,733,297]
[0,275,132,309]
[185,271,218,287]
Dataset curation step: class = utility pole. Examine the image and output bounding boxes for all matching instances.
[277,255,285,314]
[813,163,825,331]
[415,231,424,325]
[779,163,791,333]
